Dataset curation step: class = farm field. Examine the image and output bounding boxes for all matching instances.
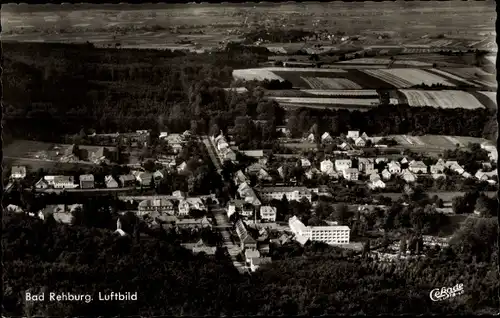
[424,69,479,87]
[398,90,486,109]
[477,91,497,104]
[270,97,380,106]
[438,68,497,87]
[300,89,379,97]
[338,58,391,65]
[301,77,362,89]
[233,69,284,82]
[383,134,496,149]
[362,69,455,87]
[391,60,433,67]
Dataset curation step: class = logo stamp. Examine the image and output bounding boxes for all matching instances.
[429,283,464,301]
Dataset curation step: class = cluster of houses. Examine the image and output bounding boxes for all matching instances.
[234,219,272,272]
[305,130,372,149]
[211,132,237,162]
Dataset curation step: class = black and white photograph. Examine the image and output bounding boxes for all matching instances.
[2,1,498,316]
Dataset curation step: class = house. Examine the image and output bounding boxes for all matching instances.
[79,174,95,189]
[408,161,427,174]
[176,216,212,229]
[178,199,191,216]
[38,205,73,224]
[222,148,237,161]
[260,206,277,222]
[234,170,249,186]
[401,170,416,183]
[258,242,270,255]
[35,178,50,189]
[338,142,351,150]
[430,164,445,174]
[241,150,264,159]
[177,162,187,173]
[105,175,119,188]
[257,168,272,182]
[444,160,460,168]
[305,167,321,179]
[246,163,264,175]
[136,172,153,187]
[53,176,76,189]
[400,157,409,164]
[432,173,446,180]
[358,158,375,174]
[449,163,465,175]
[227,200,254,218]
[335,159,352,172]
[245,249,261,264]
[188,239,217,255]
[235,219,257,250]
[387,161,401,174]
[138,198,175,216]
[343,168,359,181]
[354,137,366,147]
[257,187,313,202]
[119,174,136,187]
[381,169,392,180]
[171,143,183,153]
[347,131,360,139]
[369,179,386,190]
[475,170,489,181]
[321,132,333,143]
[11,166,27,179]
[375,157,387,164]
[461,172,473,179]
[277,166,285,179]
[249,257,272,272]
[153,171,164,184]
[306,133,315,143]
[320,159,334,174]
[300,158,311,168]
[6,204,24,213]
[369,173,381,182]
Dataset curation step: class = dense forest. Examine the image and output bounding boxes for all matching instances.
[3,42,497,146]
[3,211,498,316]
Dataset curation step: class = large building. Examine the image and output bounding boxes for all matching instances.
[257,187,313,202]
[288,216,350,245]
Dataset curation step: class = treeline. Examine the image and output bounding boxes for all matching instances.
[3,212,498,316]
[243,28,315,44]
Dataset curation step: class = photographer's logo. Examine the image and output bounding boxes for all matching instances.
[430,283,464,301]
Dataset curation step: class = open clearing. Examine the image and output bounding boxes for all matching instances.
[362,69,455,87]
[398,90,485,109]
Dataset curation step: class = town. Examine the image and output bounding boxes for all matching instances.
[2,2,498,317]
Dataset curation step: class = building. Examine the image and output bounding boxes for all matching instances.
[401,170,416,183]
[381,169,392,180]
[234,170,249,186]
[257,168,272,182]
[432,173,447,180]
[177,162,187,173]
[430,164,445,174]
[387,161,401,174]
[176,216,212,229]
[305,167,321,179]
[375,157,388,164]
[178,200,191,216]
[306,133,315,143]
[11,166,27,179]
[38,205,74,224]
[354,137,366,147]
[235,219,257,250]
[241,150,264,159]
[227,199,254,219]
[249,257,272,272]
[153,171,164,184]
[358,158,375,174]
[105,175,119,188]
[35,178,50,189]
[408,161,428,174]
[257,187,312,202]
[289,216,350,245]
[335,159,352,172]
[138,198,175,216]
[369,179,386,190]
[260,206,277,222]
[222,148,237,161]
[119,174,136,187]
[245,249,261,264]
[79,174,95,189]
[343,168,359,181]
[53,176,76,189]
[321,132,333,143]
[300,158,312,168]
[475,170,490,181]
[136,172,153,187]
[347,131,360,139]
[320,159,335,175]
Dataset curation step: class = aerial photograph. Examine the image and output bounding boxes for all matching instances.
[2,1,498,316]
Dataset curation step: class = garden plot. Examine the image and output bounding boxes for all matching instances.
[271,97,380,106]
[338,58,391,65]
[301,77,362,89]
[362,69,455,87]
[301,89,379,97]
[399,90,485,109]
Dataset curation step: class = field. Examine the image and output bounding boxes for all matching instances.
[301,77,362,89]
[478,91,497,104]
[233,69,284,82]
[270,97,380,106]
[398,90,486,109]
[300,89,379,97]
[338,58,391,65]
[425,69,479,87]
[386,134,495,149]
[362,69,455,87]
[391,60,433,67]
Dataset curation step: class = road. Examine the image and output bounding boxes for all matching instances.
[201,136,223,175]
[212,207,248,273]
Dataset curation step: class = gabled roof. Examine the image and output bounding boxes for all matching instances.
[11,166,26,175]
[80,174,94,181]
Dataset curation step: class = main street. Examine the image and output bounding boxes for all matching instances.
[201,135,223,175]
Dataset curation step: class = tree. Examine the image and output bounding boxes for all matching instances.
[399,238,407,256]
[143,160,156,172]
[362,240,371,257]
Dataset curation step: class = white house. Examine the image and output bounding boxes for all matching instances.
[401,170,416,183]
[258,187,312,202]
[358,158,375,174]
[347,131,360,139]
[343,168,359,181]
[105,175,119,188]
[354,137,366,147]
[408,161,428,174]
[338,142,351,150]
[369,179,386,190]
[177,162,187,173]
[381,169,392,180]
[475,170,489,181]
[335,159,352,172]
[53,176,77,189]
[387,161,401,174]
[320,159,334,174]
[11,166,27,179]
[369,173,381,182]
[300,158,312,168]
[178,199,191,216]
[321,132,333,143]
[432,173,446,180]
[260,206,277,222]
[35,178,50,189]
[307,133,315,143]
[375,157,387,164]
[400,157,408,164]
[430,164,445,174]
